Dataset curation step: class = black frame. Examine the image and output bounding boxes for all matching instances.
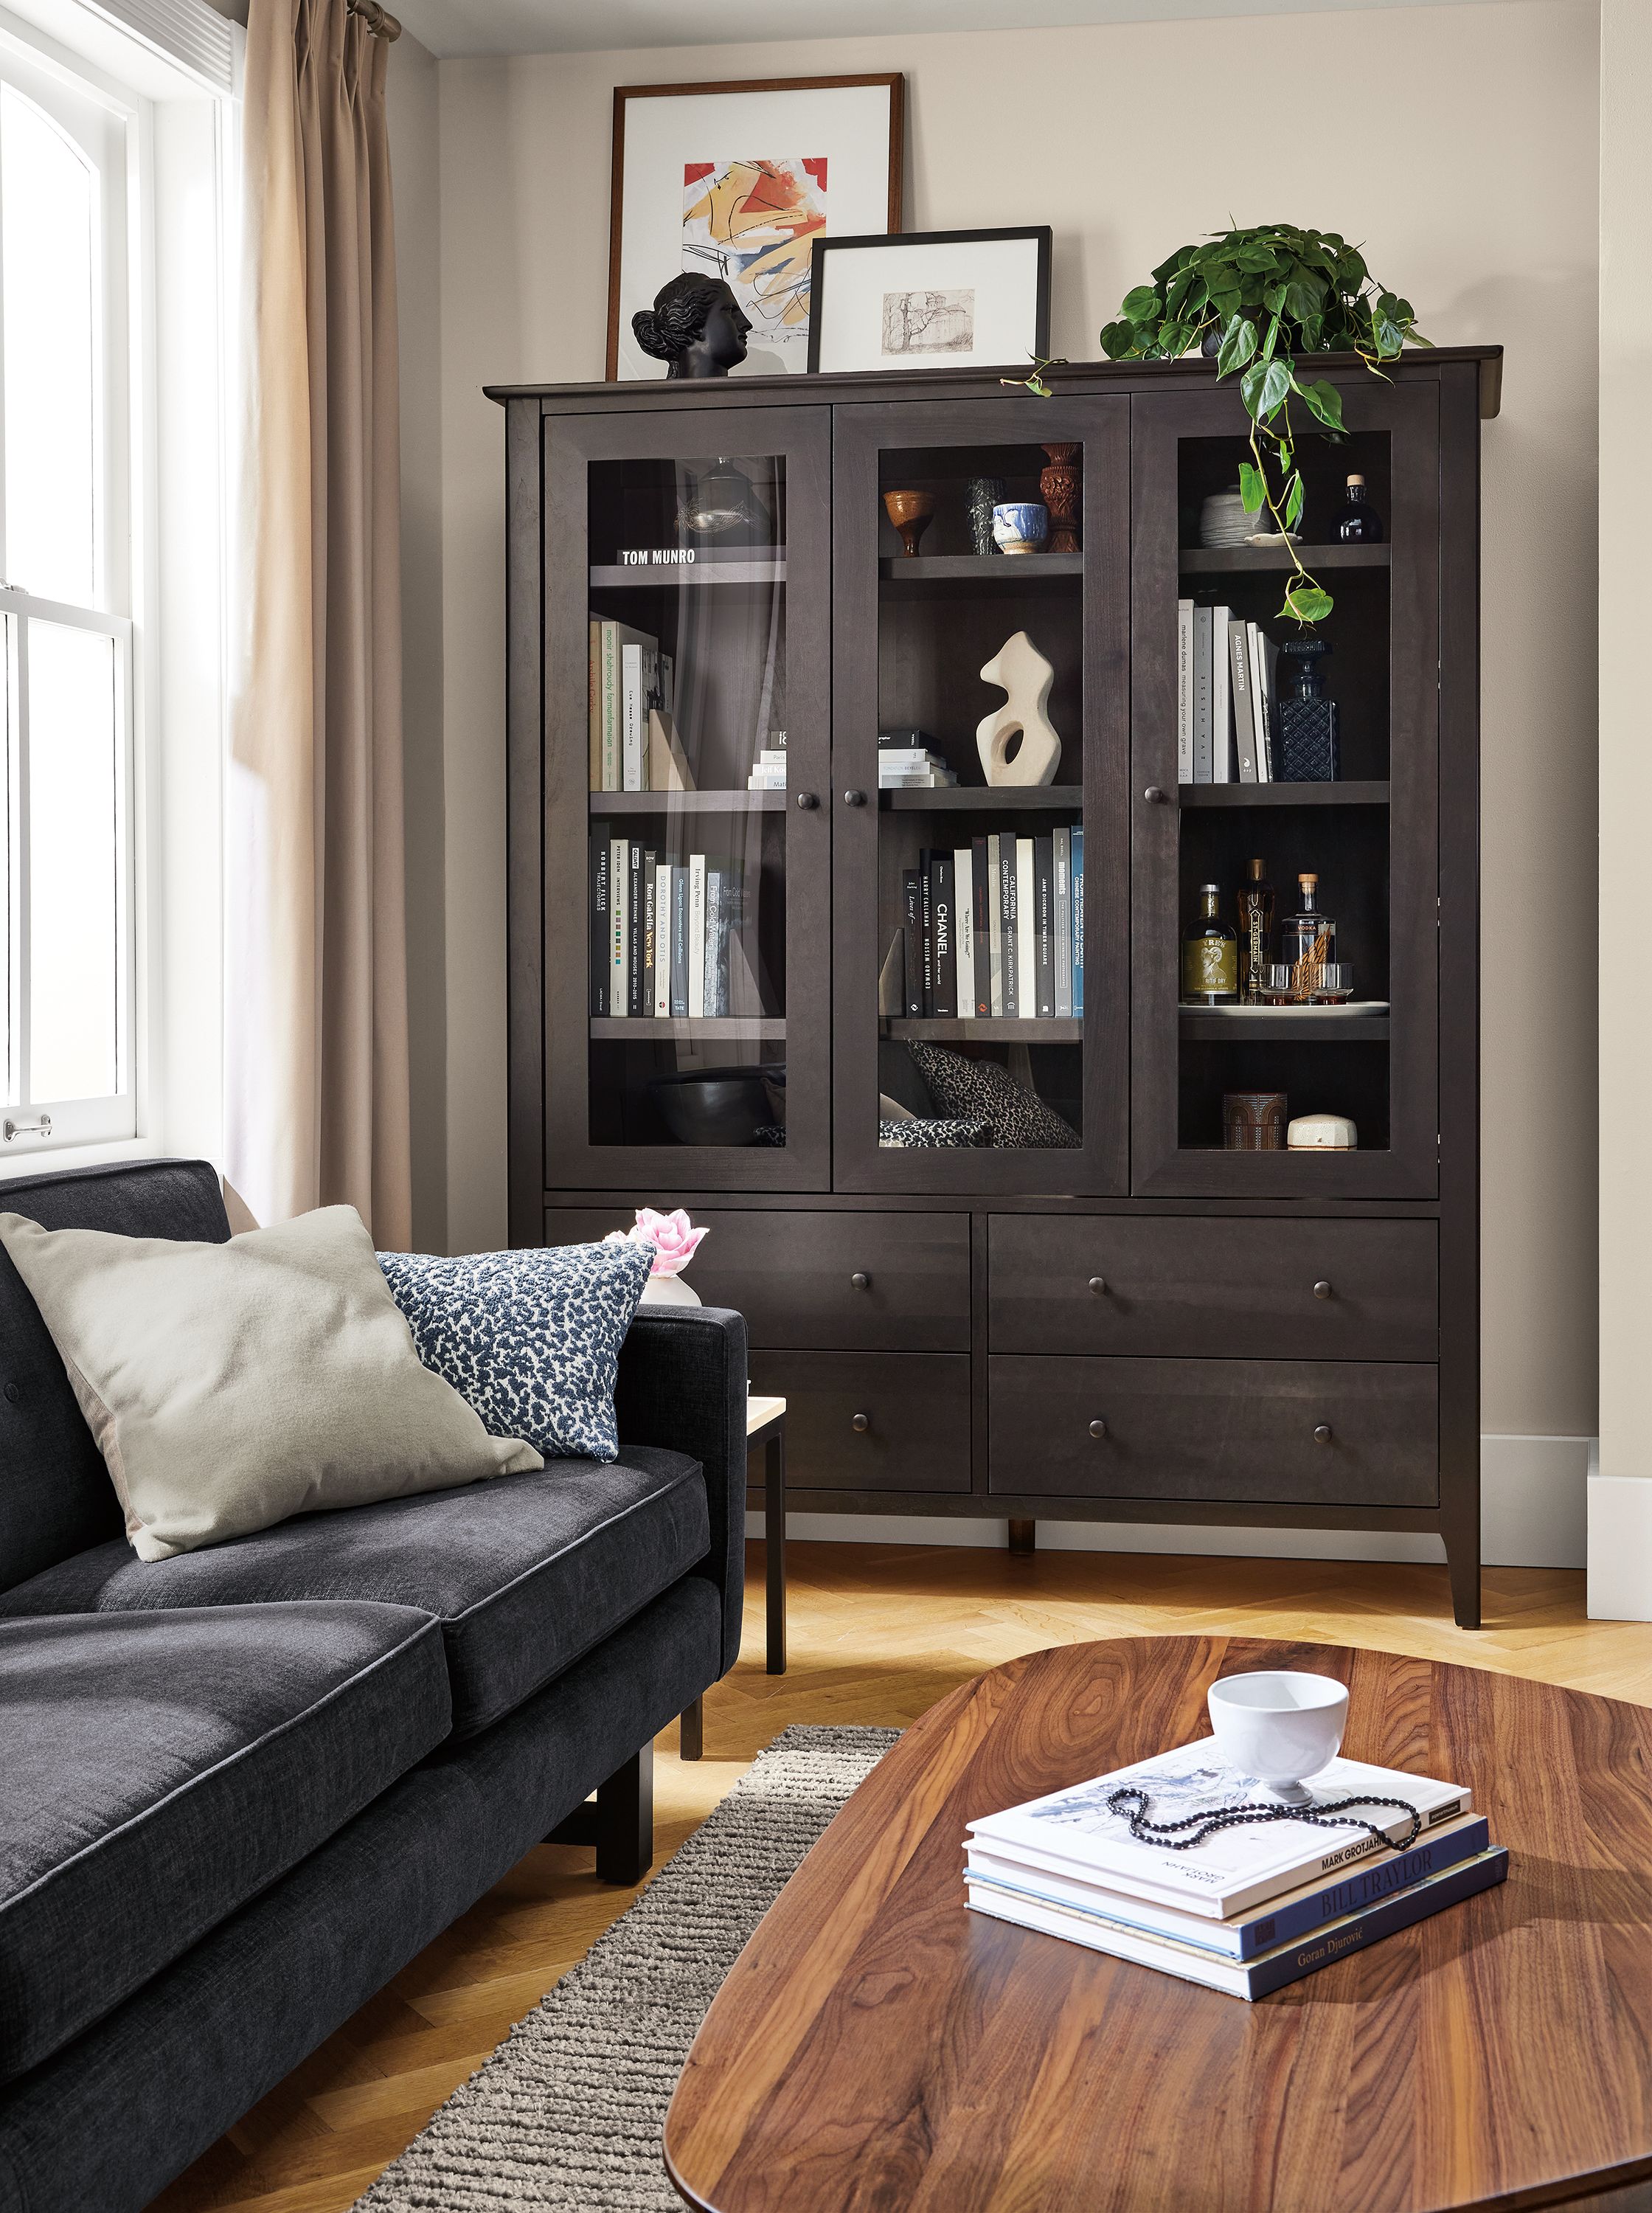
[805,226,1052,375]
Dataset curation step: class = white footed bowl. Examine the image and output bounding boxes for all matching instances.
[1207,1669,1349,1805]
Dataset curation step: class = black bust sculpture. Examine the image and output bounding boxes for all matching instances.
[633,274,752,379]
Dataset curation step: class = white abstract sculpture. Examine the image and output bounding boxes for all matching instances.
[976,630,1062,786]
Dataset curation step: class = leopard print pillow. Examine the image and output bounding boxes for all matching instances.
[378,1239,653,1461]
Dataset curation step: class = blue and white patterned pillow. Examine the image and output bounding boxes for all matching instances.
[377,1239,653,1462]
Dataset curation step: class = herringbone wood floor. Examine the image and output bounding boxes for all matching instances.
[151,1541,1652,2213]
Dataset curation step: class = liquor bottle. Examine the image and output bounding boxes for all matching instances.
[1333,472,1383,544]
[1182,883,1238,1004]
[1277,872,1336,996]
[1236,857,1274,1003]
[1276,639,1340,783]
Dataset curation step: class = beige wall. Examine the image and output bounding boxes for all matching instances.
[429,0,1599,1444]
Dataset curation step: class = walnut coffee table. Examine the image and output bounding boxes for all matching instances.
[664,1636,1652,2213]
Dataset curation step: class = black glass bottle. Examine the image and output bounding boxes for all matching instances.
[1333,472,1383,544]
[1275,638,1340,782]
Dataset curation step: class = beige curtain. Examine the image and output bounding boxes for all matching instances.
[229,0,412,1247]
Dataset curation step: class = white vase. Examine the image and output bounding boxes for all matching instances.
[640,1273,701,1306]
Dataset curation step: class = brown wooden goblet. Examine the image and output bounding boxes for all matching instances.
[882,488,936,558]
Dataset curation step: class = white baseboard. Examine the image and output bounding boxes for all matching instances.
[1586,1443,1652,1619]
[747,1433,1593,1572]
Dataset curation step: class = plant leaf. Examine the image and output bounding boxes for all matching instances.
[1122,285,1162,324]
[1255,358,1292,418]
[1297,377,1346,432]
[1216,314,1259,375]
[1281,580,1333,625]
[1099,319,1138,359]
[1238,460,1268,513]
[1284,473,1305,530]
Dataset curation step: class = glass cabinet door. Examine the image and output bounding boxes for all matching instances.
[540,406,830,1191]
[830,397,1129,1194]
[1129,381,1440,1196]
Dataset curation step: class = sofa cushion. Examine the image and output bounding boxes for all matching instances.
[0,1448,710,1740]
[0,1600,448,2085]
[0,1160,231,1594]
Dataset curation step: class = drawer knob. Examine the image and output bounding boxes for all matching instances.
[795,791,819,810]
[1089,1275,1108,1296]
[851,1413,870,1433]
[1089,1419,1108,1440]
[850,1271,871,1290]
[1313,1280,1333,1301]
[1313,1423,1333,1444]
[843,789,867,807]
[1143,785,1168,806]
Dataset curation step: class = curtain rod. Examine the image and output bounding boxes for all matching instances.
[347,0,401,38]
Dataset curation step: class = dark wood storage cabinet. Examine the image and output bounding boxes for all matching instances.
[489,348,1499,1628]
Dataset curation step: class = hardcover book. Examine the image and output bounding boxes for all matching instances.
[972,839,991,1018]
[1014,838,1037,1019]
[931,848,957,1019]
[687,854,708,1019]
[1193,606,1213,783]
[641,851,658,1017]
[1052,827,1072,1019]
[998,839,1018,1019]
[1033,833,1055,1018]
[902,870,923,1019]
[652,864,672,1017]
[1176,598,1195,783]
[670,867,690,1019]
[1072,826,1084,1018]
[589,826,610,1016]
[986,835,1004,1017]
[954,846,975,1022]
[609,837,628,1015]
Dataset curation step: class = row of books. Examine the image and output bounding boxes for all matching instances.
[587,617,676,792]
[589,830,763,1019]
[898,830,1083,1021]
[1176,600,1281,783]
[965,1739,1507,2001]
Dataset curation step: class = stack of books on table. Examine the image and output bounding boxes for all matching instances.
[1176,598,1279,784]
[965,1741,1506,2000]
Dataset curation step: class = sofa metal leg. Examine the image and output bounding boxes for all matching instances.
[680,1695,704,1761]
[595,1741,654,1886]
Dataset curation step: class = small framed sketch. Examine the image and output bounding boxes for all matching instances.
[807,226,1052,376]
[607,74,905,381]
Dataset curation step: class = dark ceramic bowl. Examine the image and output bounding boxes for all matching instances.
[650,1066,775,1147]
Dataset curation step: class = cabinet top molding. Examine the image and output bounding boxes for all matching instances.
[486,344,1503,420]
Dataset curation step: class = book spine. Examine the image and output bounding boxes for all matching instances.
[688,853,707,1017]
[670,867,690,1019]
[1243,1851,1507,1998]
[920,855,935,1017]
[1071,826,1084,1018]
[620,642,640,792]
[1193,606,1212,783]
[1176,598,1195,783]
[987,835,1004,1017]
[705,870,727,1017]
[627,841,645,1015]
[954,846,975,1022]
[972,838,991,1017]
[601,623,620,791]
[653,865,672,1017]
[1230,618,1258,783]
[999,841,1018,1019]
[589,826,610,1015]
[1253,626,1278,781]
[1034,833,1055,1019]
[589,619,603,792]
[1052,827,1072,1019]
[1210,603,1233,782]
[902,869,923,1018]
[931,849,957,1019]
[610,837,628,1014]
[641,851,656,1018]
[1238,1815,1493,1958]
[1015,837,1036,1018]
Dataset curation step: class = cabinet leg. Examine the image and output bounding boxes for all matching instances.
[1008,1518,1037,1556]
[1441,1497,1482,1630]
[679,1695,704,1762]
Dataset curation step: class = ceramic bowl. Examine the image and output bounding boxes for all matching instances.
[991,501,1049,555]
[648,1067,774,1146]
[1207,1669,1350,1804]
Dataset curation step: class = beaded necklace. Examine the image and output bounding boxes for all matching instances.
[1105,1784,1423,1855]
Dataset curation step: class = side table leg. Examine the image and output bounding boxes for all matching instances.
[766,1428,787,1675]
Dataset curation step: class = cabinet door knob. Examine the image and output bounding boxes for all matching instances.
[1089,1419,1108,1440]
[850,1271,871,1290]
[1088,1275,1108,1296]
[1313,1423,1333,1444]
[1313,1280,1333,1301]
[851,1412,870,1433]
[1143,785,1168,805]
[843,789,867,807]
[795,791,819,809]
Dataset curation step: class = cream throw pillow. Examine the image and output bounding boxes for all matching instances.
[0,1204,542,1560]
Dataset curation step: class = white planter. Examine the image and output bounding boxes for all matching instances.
[639,1273,701,1307]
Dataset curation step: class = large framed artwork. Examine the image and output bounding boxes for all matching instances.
[607,74,905,381]
[808,226,1052,376]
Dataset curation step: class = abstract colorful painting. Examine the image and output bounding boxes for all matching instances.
[681,158,827,359]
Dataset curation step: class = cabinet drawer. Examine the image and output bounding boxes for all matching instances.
[988,1354,1437,1509]
[989,1216,1437,1361]
[545,1208,970,1351]
[749,1352,971,1494]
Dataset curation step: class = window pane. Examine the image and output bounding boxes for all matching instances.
[29,620,117,1100]
[2,88,98,606]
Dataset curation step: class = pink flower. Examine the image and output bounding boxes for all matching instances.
[622,1205,709,1279]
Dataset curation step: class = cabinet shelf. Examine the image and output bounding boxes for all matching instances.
[589,1017,785,1042]
[1179,1011,1390,1042]
[879,553,1083,584]
[589,789,788,814]
[880,786,1083,812]
[886,1017,1082,1043]
[1179,544,1391,574]
[589,555,785,589]
[1178,781,1390,808]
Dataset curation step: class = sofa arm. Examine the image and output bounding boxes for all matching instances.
[614,1304,747,1675]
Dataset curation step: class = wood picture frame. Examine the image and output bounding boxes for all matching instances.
[606,73,904,382]
[807,226,1052,376]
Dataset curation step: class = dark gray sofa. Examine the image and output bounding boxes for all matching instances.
[0,1159,746,2213]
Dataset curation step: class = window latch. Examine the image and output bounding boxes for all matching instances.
[3,1115,51,1141]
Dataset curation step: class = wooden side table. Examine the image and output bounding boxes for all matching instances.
[680,1395,786,1762]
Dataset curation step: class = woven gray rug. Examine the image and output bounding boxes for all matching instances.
[355,1725,898,2212]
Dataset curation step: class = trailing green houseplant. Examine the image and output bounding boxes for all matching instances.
[1097,225,1428,622]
